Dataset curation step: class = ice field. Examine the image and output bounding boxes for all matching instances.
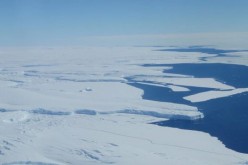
[0,46,248,165]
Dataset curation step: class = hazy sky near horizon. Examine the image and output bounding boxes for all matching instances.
[0,0,248,46]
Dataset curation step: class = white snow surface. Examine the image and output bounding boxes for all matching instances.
[184,88,248,103]
[132,76,235,90]
[0,46,248,164]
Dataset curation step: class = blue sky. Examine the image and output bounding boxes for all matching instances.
[0,0,248,46]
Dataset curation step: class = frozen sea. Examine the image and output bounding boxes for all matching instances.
[0,46,248,165]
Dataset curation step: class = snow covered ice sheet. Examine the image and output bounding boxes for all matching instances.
[0,46,248,165]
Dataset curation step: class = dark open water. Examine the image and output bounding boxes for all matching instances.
[129,47,248,153]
